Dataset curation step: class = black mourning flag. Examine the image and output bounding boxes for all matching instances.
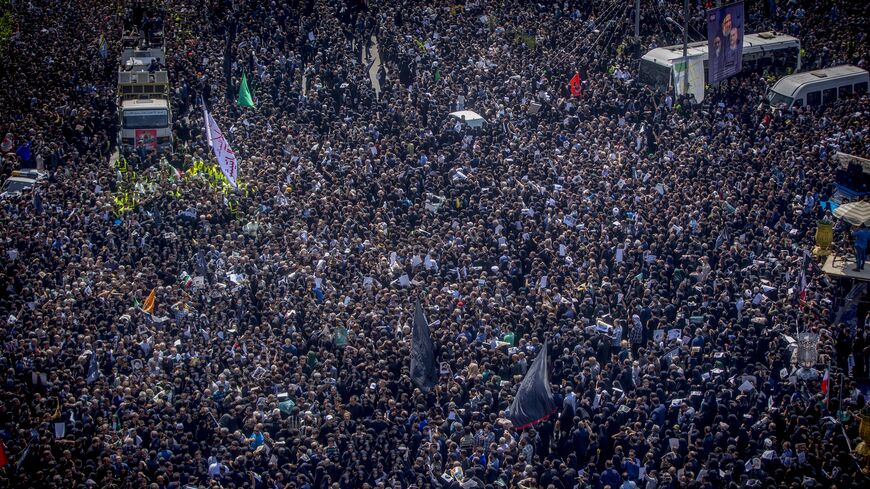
[410,299,437,392]
[86,350,99,385]
[507,340,557,429]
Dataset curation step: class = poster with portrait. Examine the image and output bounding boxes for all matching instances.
[706,2,744,84]
[134,129,158,150]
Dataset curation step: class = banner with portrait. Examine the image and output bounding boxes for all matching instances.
[134,129,158,150]
[706,2,744,84]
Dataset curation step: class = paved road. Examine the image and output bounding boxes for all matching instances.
[302,35,381,97]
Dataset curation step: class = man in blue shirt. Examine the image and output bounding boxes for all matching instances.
[622,450,641,481]
[600,459,623,488]
[247,425,265,450]
[852,223,870,271]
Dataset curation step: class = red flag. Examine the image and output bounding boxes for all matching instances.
[820,368,829,396]
[793,253,809,308]
[569,72,582,97]
[0,439,8,468]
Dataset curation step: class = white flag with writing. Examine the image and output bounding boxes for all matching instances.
[203,105,239,187]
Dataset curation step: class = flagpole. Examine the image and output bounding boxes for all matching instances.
[824,361,831,410]
[15,437,34,471]
[837,366,845,414]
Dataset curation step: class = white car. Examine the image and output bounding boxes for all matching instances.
[449,110,487,128]
[1,169,46,198]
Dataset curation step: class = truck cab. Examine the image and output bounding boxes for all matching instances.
[117,37,173,152]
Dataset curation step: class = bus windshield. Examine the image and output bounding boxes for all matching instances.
[123,109,169,129]
[767,90,793,107]
[638,60,672,89]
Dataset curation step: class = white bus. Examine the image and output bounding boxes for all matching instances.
[767,65,869,108]
[639,31,801,90]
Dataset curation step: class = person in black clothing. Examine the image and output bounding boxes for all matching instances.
[1,1,869,489]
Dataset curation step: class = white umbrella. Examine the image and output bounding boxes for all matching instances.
[833,201,870,226]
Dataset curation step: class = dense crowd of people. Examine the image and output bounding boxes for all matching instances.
[1,0,870,488]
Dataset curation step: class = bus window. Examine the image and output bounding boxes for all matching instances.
[839,85,853,99]
[122,109,170,129]
[822,88,837,105]
[638,61,672,89]
[856,82,868,95]
[793,98,803,108]
[806,91,821,107]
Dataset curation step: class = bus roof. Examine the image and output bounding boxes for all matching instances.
[642,31,800,66]
[770,65,869,98]
[121,99,170,110]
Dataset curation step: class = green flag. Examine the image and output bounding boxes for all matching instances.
[237,72,255,108]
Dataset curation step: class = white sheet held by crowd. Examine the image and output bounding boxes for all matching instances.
[202,103,239,188]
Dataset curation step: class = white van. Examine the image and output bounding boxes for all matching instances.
[767,65,869,108]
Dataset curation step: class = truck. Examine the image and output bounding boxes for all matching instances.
[117,31,172,152]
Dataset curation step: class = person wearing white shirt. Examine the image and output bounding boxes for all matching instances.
[208,459,229,478]
[563,387,576,416]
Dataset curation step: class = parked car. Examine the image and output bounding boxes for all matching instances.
[1,169,46,198]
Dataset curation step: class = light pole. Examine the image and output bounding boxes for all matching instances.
[665,8,690,97]
[635,0,640,38]
[683,0,689,84]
